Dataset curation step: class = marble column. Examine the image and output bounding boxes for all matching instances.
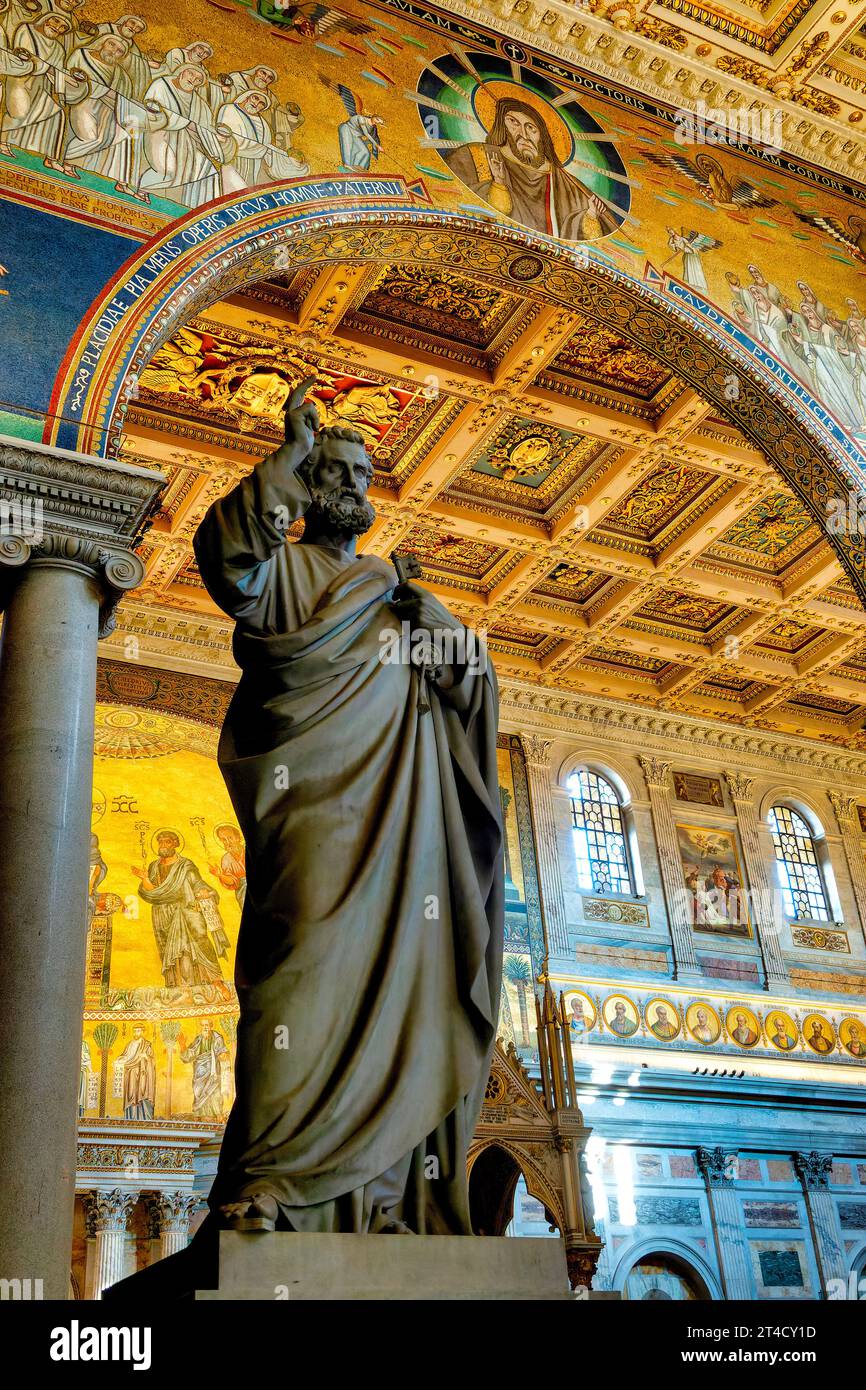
[697,1146,753,1298]
[638,756,701,978]
[0,439,162,1298]
[794,1151,847,1295]
[725,772,788,990]
[827,792,866,946]
[522,735,570,957]
[83,1189,138,1299]
[146,1191,200,1260]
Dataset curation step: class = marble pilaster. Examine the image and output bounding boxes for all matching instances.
[827,792,866,946]
[522,735,570,957]
[696,1146,752,1299]
[725,772,788,989]
[794,1151,847,1294]
[638,756,700,978]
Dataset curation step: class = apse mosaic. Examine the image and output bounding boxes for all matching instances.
[559,980,866,1066]
[83,704,241,1124]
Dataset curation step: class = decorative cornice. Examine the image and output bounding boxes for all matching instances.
[0,439,165,544]
[0,439,164,636]
[498,679,866,783]
[443,0,866,180]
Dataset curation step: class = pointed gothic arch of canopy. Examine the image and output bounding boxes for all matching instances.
[46,176,866,603]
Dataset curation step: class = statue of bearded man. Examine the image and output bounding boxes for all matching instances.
[193,395,503,1235]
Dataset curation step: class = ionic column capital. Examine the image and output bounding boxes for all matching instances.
[0,536,145,637]
[0,437,164,635]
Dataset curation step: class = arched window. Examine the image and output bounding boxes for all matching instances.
[568,770,631,895]
[768,804,829,921]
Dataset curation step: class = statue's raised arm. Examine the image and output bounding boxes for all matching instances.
[193,391,322,622]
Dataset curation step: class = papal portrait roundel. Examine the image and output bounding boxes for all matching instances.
[412,51,631,244]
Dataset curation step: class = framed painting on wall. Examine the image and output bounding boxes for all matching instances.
[676,823,752,938]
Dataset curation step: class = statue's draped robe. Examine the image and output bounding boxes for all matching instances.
[193,449,503,1233]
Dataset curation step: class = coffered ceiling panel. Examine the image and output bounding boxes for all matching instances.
[536,316,680,418]
[707,492,822,573]
[443,417,613,522]
[116,257,866,750]
[588,461,733,557]
[341,265,536,370]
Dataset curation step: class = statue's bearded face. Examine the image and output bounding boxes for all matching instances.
[304,437,376,538]
[503,110,543,166]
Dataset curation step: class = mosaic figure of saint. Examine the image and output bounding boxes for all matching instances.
[179,1019,228,1119]
[210,823,246,910]
[443,94,618,241]
[140,64,224,207]
[4,13,86,175]
[116,1023,157,1121]
[132,829,230,990]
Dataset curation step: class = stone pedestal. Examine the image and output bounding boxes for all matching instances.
[827,792,866,946]
[0,438,163,1299]
[196,1231,574,1301]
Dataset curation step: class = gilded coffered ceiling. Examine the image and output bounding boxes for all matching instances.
[113,257,866,750]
